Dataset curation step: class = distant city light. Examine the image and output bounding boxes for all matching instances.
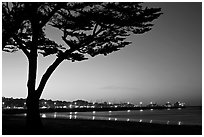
[139,119,142,122]
[167,121,170,125]
[2,97,186,112]
[92,116,95,120]
[140,102,142,105]
[41,114,46,118]
[41,106,47,109]
[127,118,130,122]
[150,120,153,123]
[178,121,182,125]
[140,102,143,107]
[93,111,96,114]
[140,109,143,112]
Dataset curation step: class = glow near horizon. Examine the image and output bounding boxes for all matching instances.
[2,3,202,106]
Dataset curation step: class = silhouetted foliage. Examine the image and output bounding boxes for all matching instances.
[3,2,162,60]
[2,2,162,131]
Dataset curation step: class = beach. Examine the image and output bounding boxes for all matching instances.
[2,115,202,135]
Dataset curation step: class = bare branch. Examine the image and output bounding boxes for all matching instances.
[36,56,64,98]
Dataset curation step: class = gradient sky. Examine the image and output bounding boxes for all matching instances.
[2,2,202,106]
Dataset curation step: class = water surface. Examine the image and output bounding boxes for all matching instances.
[24,107,202,126]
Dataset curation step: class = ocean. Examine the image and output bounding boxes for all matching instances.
[24,106,202,126]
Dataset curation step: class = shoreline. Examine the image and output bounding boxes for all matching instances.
[2,115,202,135]
[2,106,196,114]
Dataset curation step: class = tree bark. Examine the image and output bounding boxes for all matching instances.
[25,51,43,133]
[25,23,43,132]
[25,55,64,133]
[26,92,43,133]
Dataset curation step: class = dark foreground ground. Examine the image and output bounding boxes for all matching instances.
[2,115,202,135]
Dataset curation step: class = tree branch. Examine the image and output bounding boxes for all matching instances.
[62,29,76,48]
[92,23,98,36]
[36,42,78,97]
[36,56,64,98]
[12,35,30,58]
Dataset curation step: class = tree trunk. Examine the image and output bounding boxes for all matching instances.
[26,92,43,133]
[25,44,42,133]
[25,55,64,134]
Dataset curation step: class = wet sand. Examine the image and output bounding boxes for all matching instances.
[2,115,202,135]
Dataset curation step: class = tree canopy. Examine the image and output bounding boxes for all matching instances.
[3,2,162,62]
[2,2,162,129]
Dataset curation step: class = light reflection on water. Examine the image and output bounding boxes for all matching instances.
[37,113,183,126]
[54,112,57,118]
[19,107,201,126]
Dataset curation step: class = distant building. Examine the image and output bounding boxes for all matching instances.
[165,102,172,107]
[72,100,89,108]
[2,97,186,110]
[146,102,159,107]
[2,97,26,109]
[174,102,185,107]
